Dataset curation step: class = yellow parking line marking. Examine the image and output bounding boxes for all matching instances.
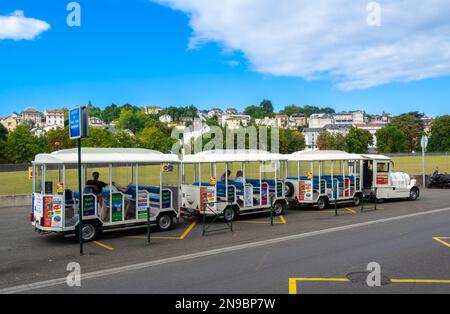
[433,237,450,248]
[93,241,114,251]
[238,215,286,225]
[345,208,357,214]
[128,236,179,240]
[289,277,450,294]
[179,222,197,240]
[127,221,198,241]
[289,278,298,295]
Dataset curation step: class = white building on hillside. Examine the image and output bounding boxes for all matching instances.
[21,107,43,127]
[221,114,250,130]
[44,110,65,130]
[353,122,386,149]
[159,114,173,124]
[144,106,162,115]
[89,117,106,128]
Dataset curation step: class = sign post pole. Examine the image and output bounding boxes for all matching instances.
[77,138,83,256]
[421,135,429,189]
[69,106,89,256]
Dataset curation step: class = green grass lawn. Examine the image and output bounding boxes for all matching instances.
[0,155,448,196]
[391,155,449,176]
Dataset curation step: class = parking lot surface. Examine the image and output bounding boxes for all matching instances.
[0,189,449,293]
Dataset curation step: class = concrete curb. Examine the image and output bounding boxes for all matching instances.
[0,195,32,208]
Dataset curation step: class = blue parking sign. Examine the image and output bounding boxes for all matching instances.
[69,106,88,139]
[69,107,81,139]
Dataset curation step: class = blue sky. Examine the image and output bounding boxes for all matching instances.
[1,0,449,117]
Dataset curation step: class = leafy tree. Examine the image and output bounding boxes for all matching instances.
[101,104,121,124]
[345,127,373,154]
[205,116,219,127]
[316,131,335,150]
[35,136,49,154]
[47,126,76,152]
[4,125,40,163]
[0,124,8,141]
[138,126,176,153]
[244,105,265,119]
[334,133,348,151]
[82,128,116,148]
[391,114,424,152]
[0,125,8,163]
[0,140,6,163]
[87,102,102,118]
[376,126,408,153]
[116,109,148,133]
[260,99,274,115]
[160,105,198,122]
[114,130,137,148]
[144,118,172,136]
[428,115,450,152]
[280,129,305,154]
[281,105,335,117]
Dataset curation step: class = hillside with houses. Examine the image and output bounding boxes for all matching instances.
[0,100,446,164]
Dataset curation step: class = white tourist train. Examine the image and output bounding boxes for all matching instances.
[30,148,180,241]
[30,148,419,240]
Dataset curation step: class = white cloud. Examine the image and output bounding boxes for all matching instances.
[0,11,50,41]
[154,0,450,90]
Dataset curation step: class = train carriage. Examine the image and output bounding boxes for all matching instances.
[30,148,180,241]
[180,150,287,221]
[285,151,365,209]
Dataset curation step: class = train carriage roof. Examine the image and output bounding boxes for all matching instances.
[33,148,180,164]
[182,150,287,163]
[361,154,391,161]
[287,150,365,161]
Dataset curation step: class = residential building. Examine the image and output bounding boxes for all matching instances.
[221,114,251,130]
[275,114,289,129]
[309,111,366,129]
[208,108,223,118]
[159,114,173,124]
[353,122,386,149]
[370,112,392,125]
[288,114,308,129]
[144,106,162,115]
[44,110,65,130]
[254,117,277,128]
[303,128,323,150]
[30,127,46,137]
[182,121,211,145]
[89,117,106,128]
[225,108,239,115]
[303,124,352,150]
[21,107,43,127]
[308,113,335,129]
[1,116,19,131]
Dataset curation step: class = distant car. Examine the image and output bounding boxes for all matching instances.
[428,171,450,189]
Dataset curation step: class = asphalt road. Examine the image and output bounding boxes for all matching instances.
[1,189,449,294]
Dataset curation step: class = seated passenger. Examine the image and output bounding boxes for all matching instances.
[235,171,244,184]
[220,170,231,182]
[86,172,108,196]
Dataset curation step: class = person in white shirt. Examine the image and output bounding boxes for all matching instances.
[235,171,244,183]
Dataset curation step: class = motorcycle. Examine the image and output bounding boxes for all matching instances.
[427,171,450,188]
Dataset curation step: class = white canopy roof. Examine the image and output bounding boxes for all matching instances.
[183,150,287,163]
[287,150,365,161]
[33,148,180,165]
[361,154,391,161]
